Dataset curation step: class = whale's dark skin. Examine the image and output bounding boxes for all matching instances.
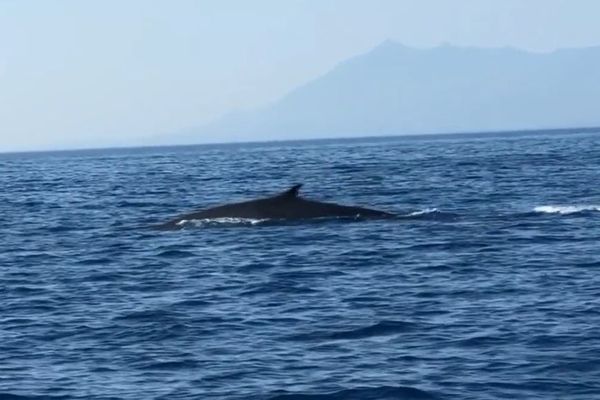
[157,184,394,229]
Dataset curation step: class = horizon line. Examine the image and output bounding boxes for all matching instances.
[2,125,599,156]
[373,39,600,54]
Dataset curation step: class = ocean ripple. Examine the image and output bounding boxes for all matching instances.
[2,131,600,399]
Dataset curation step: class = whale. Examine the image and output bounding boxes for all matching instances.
[157,184,394,229]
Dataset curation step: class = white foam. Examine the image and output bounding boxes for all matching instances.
[187,217,269,226]
[534,205,600,215]
[406,208,439,217]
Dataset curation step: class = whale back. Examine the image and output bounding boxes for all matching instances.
[157,183,393,229]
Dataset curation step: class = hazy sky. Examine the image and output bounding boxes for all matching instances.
[1,0,600,151]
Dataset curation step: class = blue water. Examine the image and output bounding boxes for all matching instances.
[2,130,600,400]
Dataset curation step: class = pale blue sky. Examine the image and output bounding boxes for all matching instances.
[1,0,599,151]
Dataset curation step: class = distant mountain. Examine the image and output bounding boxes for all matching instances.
[176,41,600,143]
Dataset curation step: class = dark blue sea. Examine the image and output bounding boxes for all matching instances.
[2,130,600,400]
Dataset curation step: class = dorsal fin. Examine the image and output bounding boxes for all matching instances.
[277,184,302,199]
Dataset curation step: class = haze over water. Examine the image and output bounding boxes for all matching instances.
[2,130,599,399]
[3,0,600,151]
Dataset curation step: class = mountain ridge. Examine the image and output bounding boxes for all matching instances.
[171,41,600,144]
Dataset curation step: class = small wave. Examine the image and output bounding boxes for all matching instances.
[156,249,196,258]
[400,208,458,221]
[0,394,31,400]
[171,211,450,228]
[46,224,77,233]
[112,309,182,322]
[267,385,438,400]
[533,205,600,215]
[329,320,416,340]
[0,394,72,400]
[405,208,439,217]
[137,359,199,371]
[75,257,114,266]
[288,320,417,342]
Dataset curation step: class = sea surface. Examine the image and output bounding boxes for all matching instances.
[1,130,600,400]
